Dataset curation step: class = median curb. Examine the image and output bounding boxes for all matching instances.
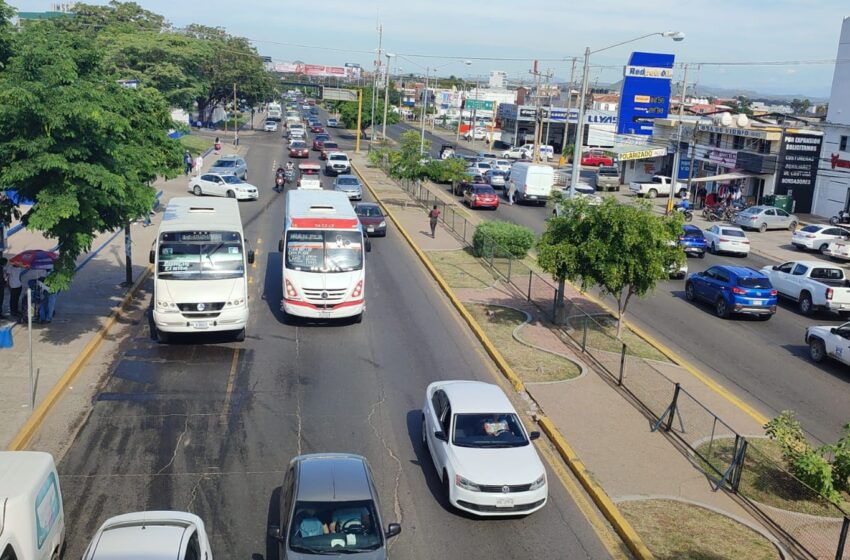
[352,160,652,559]
[7,265,152,451]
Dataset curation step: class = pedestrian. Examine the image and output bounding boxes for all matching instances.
[36,277,57,323]
[214,136,222,153]
[194,153,204,177]
[697,186,707,209]
[183,150,193,176]
[507,181,516,206]
[428,205,440,238]
[3,260,23,318]
[0,257,6,318]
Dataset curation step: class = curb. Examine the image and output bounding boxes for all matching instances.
[7,265,152,451]
[352,160,651,558]
[538,416,654,560]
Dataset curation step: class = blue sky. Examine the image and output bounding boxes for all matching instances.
[12,0,850,98]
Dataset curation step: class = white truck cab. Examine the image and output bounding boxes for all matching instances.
[297,163,322,190]
[629,175,685,199]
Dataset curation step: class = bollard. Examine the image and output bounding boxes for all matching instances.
[618,344,627,385]
[581,316,588,353]
[527,270,533,302]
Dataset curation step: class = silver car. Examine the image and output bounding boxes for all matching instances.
[268,454,401,559]
[334,174,363,200]
[486,169,507,189]
[208,155,248,180]
[734,205,799,233]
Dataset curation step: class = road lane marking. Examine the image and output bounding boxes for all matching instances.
[220,348,240,423]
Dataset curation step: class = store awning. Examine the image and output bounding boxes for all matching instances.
[688,172,771,183]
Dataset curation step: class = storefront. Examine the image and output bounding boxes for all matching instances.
[497,104,617,150]
[604,145,668,184]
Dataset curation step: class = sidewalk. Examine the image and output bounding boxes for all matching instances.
[353,154,794,557]
[0,136,251,449]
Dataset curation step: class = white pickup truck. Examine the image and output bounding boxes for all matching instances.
[628,175,686,199]
[805,323,850,365]
[761,260,850,316]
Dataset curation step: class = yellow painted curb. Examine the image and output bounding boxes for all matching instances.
[7,265,153,451]
[351,161,524,393]
[539,415,655,560]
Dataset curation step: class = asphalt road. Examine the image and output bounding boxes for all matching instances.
[55,120,613,559]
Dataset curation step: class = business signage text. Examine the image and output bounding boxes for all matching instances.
[619,147,667,161]
[775,132,823,212]
[697,124,769,140]
[625,66,674,79]
[617,52,674,136]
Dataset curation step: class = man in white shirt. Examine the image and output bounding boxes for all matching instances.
[3,261,23,317]
[194,154,204,177]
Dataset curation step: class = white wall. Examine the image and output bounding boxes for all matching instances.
[827,16,850,125]
[812,124,850,216]
[623,158,664,184]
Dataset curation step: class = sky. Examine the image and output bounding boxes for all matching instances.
[11,0,850,99]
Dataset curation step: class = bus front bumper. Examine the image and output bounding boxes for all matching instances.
[153,308,248,333]
[282,299,364,319]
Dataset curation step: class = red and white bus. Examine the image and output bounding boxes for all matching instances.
[278,190,370,323]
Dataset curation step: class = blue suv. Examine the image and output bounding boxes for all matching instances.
[679,225,708,258]
[685,265,777,320]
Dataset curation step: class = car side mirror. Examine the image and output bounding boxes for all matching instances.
[772,265,778,270]
[434,430,447,442]
[385,523,402,539]
[529,431,541,441]
[278,239,284,253]
[149,250,155,264]
[247,249,255,264]
[267,525,283,542]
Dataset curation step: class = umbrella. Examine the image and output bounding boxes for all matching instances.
[10,249,58,270]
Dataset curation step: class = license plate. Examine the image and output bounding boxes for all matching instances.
[191,321,210,329]
[367,226,375,232]
[319,311,332,319]
[750,299,768,305]
[528,195,537,200]
[495,498,514,508]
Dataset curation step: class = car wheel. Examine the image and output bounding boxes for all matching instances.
[156,327,170,344]
[819,243,830,255]
[685,282,696,301]
[758,222,767,233]
[715,298,729,318]
[193,185,202,196]
[710,241,718,254]
[809,338,827,363]
[647,189,658,199]
[698,251,705,259]
[234,328,246,342]
[788,221,797,232]
[799,292,814,315]
[227,190,236,198]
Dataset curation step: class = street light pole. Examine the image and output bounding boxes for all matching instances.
[381,53,394,142]
[568,47,591,196]
[420,68,430,154]
[369,24,383,152]
[667,63,689,212]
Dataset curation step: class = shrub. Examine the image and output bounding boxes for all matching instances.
[425,158,467,184]
[472,220,535,259]
[824,423,850,492]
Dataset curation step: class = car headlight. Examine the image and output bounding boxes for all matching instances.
[379,221,386,228]
[529,473,546,490]
[455,475,481,492]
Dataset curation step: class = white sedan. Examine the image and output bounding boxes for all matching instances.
[188,173,258,200]
[83,511,213,560]
[704,224,750,256]
[263,120,278,132]
[421,380,548,516]
[791,224,850,254]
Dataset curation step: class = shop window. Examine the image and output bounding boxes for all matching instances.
[733,136,744,150]
[759,140,771,154]
[841,135,848,152]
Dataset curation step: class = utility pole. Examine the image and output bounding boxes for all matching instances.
[560,57,577,162]
[455,86,464,145]
[355,88,363,153]
[381,53,394,142]
[529,61,553,164]
[470,78,480,151]
[233,83,239,146]
[369,23,382,152]
[667,63,689,213]
[419,68,430,154]
[568,47,592,197]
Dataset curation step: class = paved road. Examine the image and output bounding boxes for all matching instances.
[56,122,613,558]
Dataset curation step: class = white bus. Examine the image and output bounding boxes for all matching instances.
[278,190,370,323]
[150,197,255,343]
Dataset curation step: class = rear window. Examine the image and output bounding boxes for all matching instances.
[810,268,845,280]
[737,277,773,289]
[721,229,746,238]
[323,142,339,149]
[599,167,618,176]
[683,228,704,238]
[800,225,821,233]
[474,186,496,194]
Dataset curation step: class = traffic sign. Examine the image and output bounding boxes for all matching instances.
[464,99,494,111]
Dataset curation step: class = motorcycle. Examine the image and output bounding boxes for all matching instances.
[274,172,285,192]
[674,205,694,222]
[829,210,850,226]
[703,204,723,221]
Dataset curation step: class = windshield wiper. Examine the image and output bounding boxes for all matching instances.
[289,545,337,555]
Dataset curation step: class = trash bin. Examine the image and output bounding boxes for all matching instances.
[762,194,775,207]
[772,194,793,213]
[0,325,13,349]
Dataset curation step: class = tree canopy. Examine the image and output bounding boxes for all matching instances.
[333,86,399,133]
[537,197,683,338]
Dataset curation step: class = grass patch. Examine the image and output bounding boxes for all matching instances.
[430,248,497,289]
[465,304,581,382]
[620,499,780,560]
[561,313,668,362]
[179,134,211,156]
[695,437,850,517]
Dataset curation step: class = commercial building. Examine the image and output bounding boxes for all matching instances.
[812,16,850,218]
[489,71,507,89]
[497,104,618,149]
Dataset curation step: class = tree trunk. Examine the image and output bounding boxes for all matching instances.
[615,287,633,340]
[554,278,567,325]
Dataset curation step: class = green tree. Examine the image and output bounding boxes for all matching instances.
[0,23,181,289]
[537,198,683,336]
[735,95,753,115]
[0,0,15,68]
[336,87,399,134]
[790,98,811,115]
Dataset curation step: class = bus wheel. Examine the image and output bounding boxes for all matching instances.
[234,328,246,342]
[155,327,170,344]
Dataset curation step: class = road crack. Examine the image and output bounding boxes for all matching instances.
[156,414,190,475]
[367,388,404,549]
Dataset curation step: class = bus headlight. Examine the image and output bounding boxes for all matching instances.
[351,280,363,299]
[284,279,300,300]
[156,300,179,313]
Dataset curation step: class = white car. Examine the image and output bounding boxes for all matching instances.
[189,173,259,200]
[704,224,750,256]
[502,146,531,160]
[263,120,278,132]
[421,380,548,516]
[464,127,487,141]
[791,224,850,254]
[806,322,850,365]
[492,159,512,172]
[82,511,213,560]
[467,162,492,175]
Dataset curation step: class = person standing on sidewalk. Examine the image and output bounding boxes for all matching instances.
[507,181,516,206]
[36,277,58,323]
[3,260,23,318]
[183,150,193,176]
[194,153,204,177]
[428,205,440,238]
[0,257,6,317]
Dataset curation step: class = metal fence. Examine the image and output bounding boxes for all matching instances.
[377,160,850,560]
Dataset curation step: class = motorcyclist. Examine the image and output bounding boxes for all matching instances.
[674,192,690,212]
[275,166,286,191]
[285,161,294,172]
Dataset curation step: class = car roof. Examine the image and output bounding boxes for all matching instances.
[355,202,380,210]
[88,511,202,560]
[717,225,745,232]
[294,454,374,502]
[336,174,359,181]
[216,154,242,161]
[437,381,515,414]
[328,151,348,157]
[712,265,766,278]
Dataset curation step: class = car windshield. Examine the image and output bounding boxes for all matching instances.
[265,121,275,126]
[356,206,382,218]
[157,231,244,280]
[721,229,746,238]
[337,178,359,186]
[323,143,338,149]
[213,160,236,167]
[452,413,529,448]
[330,155,348,161]
[490,171,505,177]
[288,500,382,554]
[291,142,306,148]
[738,277,772,289]
[222,176,244,184]
[285,230,363,273]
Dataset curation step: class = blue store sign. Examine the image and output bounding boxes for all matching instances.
[617,52,675,136]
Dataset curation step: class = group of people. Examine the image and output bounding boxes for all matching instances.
[1,258,58,323]
[701,184,743,209]
[183,150,205,178]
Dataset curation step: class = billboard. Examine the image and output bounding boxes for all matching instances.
[775,131,824,213]
[617,52,674,135]
[274,62,359,80]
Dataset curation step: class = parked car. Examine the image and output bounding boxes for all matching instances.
[188,173,259,200]
[334,174,363,201]
[267,454,401,558]
[825,238,850,261]
[685,265,777,319]
[805,322,850,364]
[485,169,507,189]
[679,224,708,258]
[501,146,531,160]
[580,149,613,167]
[83,511,213,560]
[326,118,339,128]
[354,202,387,237]
[594,165,621,191]
[703,225,751,256]
[289,140,309,158]
[264,120,278,132]
[629,175,685,199]
[761,260,850,316]
[320,141,340,160]
[208,155,248,180]
[792,225,850,254]
[734,205,799,232]
[519,144,554,161]
[325,152,351,176]
[464,127,487,141]
[421,380,547,516]
[463,184,500,209]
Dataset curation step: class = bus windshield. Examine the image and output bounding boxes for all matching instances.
[157,231,244,280]
[285,230,363,273]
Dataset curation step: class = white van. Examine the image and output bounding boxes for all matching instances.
[520,144,555,161]
[0,452,65,560]
[508,163,555,205]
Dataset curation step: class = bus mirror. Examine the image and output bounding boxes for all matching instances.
[247,249,255,264]
[278,239,284,253]
[365,239,372,253]
[149,250,155,264]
